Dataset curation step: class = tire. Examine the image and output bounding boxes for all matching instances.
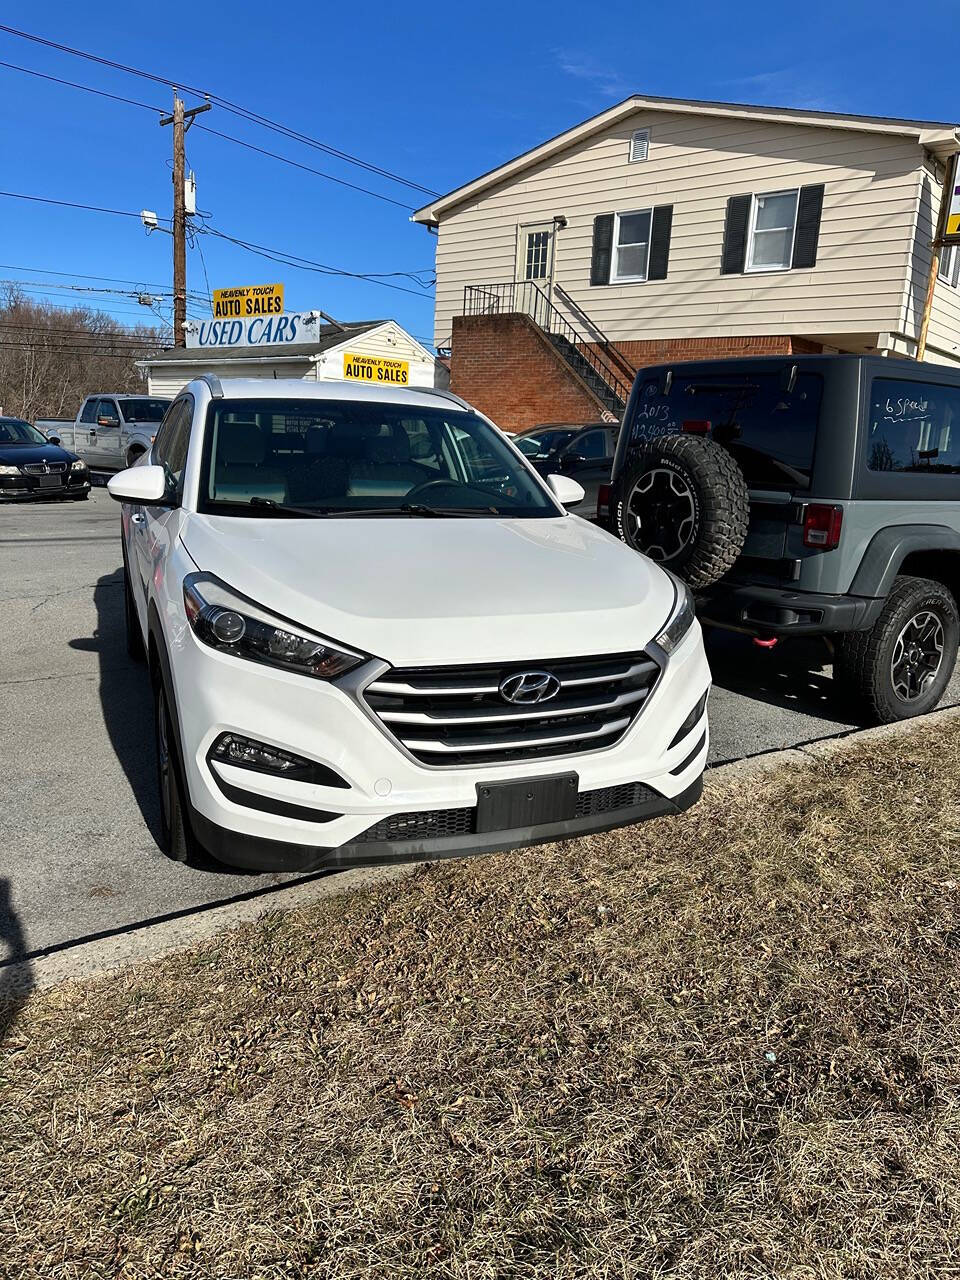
[126,448,145,468]
[611,435,749,589]
[835,575,959,725]
[154,681,194,863]
[123,563,145,662]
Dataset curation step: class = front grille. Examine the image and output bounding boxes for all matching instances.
[357,780,660,844]
[357,807,475,843]
[574,780,657,817]
[21,462,67,475]
[363,651,660,767]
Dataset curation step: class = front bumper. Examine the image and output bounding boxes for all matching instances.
[0,474,90,500]
[167,617,711,872]
[698,582,883,636]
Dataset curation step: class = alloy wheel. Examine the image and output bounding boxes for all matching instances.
[626,468,696,562]
[891,610,944,701]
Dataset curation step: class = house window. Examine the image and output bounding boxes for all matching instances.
[629,129,650,163]
[746,190,799,272]
[525,231,551,281]
[612,209,652,282]
[938,243,960,289]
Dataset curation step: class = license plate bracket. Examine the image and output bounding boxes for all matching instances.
[37,473,62,489]
[475,773,578,833]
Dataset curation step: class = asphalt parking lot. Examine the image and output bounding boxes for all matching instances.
[3,488,957,976]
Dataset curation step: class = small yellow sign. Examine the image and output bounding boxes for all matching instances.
[212,283,284,319]
[343,352,410,384]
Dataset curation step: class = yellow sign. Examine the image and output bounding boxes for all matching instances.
[343,352,410,384]
[945,155,960,244]
[212,283,284,319]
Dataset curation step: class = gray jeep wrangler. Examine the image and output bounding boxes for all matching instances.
[604,354,960,724]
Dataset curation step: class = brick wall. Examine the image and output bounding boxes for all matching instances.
[450,314,609,431]
[450,314,824,429]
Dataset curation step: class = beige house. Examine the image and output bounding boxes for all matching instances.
[413,95,960,430]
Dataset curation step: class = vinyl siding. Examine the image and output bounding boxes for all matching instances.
[432,109,923,348]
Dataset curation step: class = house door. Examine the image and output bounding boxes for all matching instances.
[516,223,555,315]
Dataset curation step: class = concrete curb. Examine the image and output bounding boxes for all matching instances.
[5,705,960,995]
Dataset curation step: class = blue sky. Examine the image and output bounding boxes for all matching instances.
[3,0,959,348]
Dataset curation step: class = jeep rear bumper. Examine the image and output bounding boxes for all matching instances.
[699,583,884,636]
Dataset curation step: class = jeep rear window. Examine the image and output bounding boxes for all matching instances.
[628,371,823,490]
[866,378,960,474]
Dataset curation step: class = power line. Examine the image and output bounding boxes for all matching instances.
[192,125,415,211]
[200,226,435,299]
[0,23,439,197]
[0,56,162,112]
[0,260,206,297]
[0,189,169,221]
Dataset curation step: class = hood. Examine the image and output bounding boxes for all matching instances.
[0,442,76,466]
[180,513,675,666]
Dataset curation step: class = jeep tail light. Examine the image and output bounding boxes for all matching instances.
[682,419,711,435]
[597,482,611,521]
[803,503,843,550]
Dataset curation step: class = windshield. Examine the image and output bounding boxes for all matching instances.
[0,419,47,445]
[199,399,558,517]
[118,398,170,423]
[628,370,823,490]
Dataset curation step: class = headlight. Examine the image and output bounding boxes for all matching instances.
[0,465,20,476]
[655,574,696,655]
[183,573,367,680]
[71,459,87,471]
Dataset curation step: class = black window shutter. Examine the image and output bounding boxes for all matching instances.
[721,194,751,274]
[647,205,673,280]
[792,184,825,269]
[590,213,614,285]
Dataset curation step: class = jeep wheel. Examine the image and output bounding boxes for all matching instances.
[612,434,749,589]
[835,575,959,724]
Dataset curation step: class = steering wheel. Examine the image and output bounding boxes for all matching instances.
[404,477,507,504]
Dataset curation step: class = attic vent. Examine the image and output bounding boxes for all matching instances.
[629,129,650,163]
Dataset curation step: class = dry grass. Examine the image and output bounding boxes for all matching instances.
[4,723,960,1279]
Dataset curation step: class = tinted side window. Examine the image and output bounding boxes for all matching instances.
[153,399,192,492]
[80,398,99,424]
[571,429,609,460]
[866,378,960,474]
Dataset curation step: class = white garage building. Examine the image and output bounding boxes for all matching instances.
[141,316,441,398]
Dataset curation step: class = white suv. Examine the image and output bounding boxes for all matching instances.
[108,376,710,871]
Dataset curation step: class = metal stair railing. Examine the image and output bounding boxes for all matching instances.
[552,284,637,387]
[462,281,631,410]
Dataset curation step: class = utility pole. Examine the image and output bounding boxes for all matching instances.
[160,90,211,347]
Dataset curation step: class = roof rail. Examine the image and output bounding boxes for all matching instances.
[411,385,470,410]
[199,372,223,398]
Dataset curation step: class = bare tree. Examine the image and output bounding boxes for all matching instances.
[0,288,161,422]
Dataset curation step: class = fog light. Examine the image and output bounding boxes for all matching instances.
[208,733,349,788]
[668,689,709,748]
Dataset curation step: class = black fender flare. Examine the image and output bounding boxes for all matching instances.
[848,525,960,598]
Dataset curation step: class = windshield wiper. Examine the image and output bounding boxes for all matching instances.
[245,498,494,518]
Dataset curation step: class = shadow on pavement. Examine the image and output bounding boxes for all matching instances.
[69,568,163,847]
[704,628,862,725]
[0,879,33,1046]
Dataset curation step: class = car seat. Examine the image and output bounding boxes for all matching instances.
[212,420,287,503]
[347,424,433,497]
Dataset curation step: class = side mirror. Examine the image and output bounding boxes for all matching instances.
[46,433,61,445]
[546,473,586,510]
[97,416,120,428]
[107,464,171,506]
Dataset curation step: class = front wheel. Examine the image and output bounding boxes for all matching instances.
[835,575,959,724]
[155,682,195,862]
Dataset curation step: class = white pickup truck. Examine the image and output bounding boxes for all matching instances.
[49,393,171,471]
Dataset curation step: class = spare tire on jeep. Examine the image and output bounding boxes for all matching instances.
[611,433,749,589]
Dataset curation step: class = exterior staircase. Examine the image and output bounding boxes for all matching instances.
[462,281,635,419]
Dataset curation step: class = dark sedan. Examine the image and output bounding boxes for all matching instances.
[513,422,618,520]
[0,417,91,501]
